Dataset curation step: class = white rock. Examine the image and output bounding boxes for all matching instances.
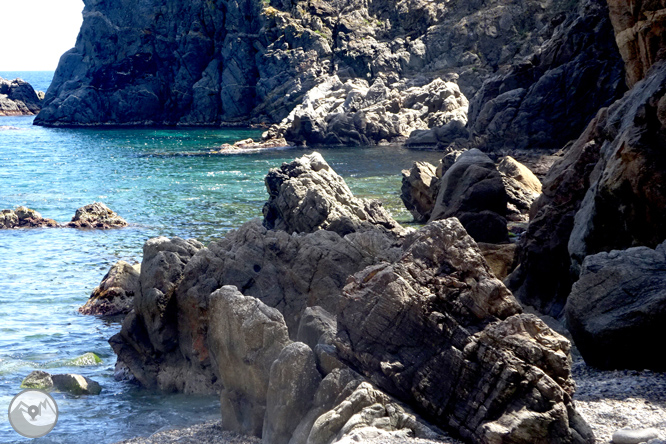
[612,428,661,444]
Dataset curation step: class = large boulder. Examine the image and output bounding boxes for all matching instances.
[0,77,43,116]
[565,242,666,370]
[263,152,400,235]
[207,286,292,437]
[400,161,439,223]
[79,261,141,316]
[335,219,593,444]
[429,149,508,243]
[66,202,128,228]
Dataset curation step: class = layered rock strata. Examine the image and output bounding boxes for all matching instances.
[0,77,43,116]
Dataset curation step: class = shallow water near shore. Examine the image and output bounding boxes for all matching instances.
[0,110,444,443]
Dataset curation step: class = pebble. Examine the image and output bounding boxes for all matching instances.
[612,428,660,444]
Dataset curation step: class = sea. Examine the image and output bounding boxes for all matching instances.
[0,71,444,443]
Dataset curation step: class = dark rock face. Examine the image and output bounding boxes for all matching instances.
[429,149,508,243]
[511,60,666,317]
[460,0,626,153]
[263,152,400,235]
[565,242,666,371]
[336,219,593,444]
[79,260,141,316]
[507,110,606,317]
[0,77,43,116]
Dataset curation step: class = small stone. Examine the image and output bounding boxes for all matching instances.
[612,428,660,444]
[66,352,103,366]
[21,371,54,390]
[52,374,102,395]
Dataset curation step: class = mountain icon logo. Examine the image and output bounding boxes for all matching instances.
[8,389,59,438]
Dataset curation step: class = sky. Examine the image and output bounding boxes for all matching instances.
[0,0,84,71]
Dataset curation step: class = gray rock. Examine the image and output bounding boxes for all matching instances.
[335,218,593,443]
[296,306,336,350]
[263,152,401,236]
[612,428,661,444]
[66,202,128,228]
[51,374,102,395]
[400,161,438,223]
[429,149,508,243]
[79,261,140,316]
[21,371,54,390]
[477,242,517,280]
[0,77,43,116]
[263,342,322,444]
[497,156,541,220]
[313,344,345,376]
[208,286,292,437]
[565,242,666,370]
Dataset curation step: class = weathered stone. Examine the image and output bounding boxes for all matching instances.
[263,342,322,444]
[65,353,103,367]
[263,152,400,236]
[497,156,542,220]
[477,242,518,280]
[21,371,54,390]
[429,149,508,243]
[207,286,291,437]
[0,210,19,228]
[66,202,128,229]
[0,77,43,116]
[400,161,438,223]
[296,306,336,351]
[565,242,666,370]
[612,428,661,444]
[79,261,141,316]
[0,206,60,228]
[335,219,593,443]
[51,374,102,395]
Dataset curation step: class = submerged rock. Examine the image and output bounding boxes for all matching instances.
[66,202,128,228]
[0,77,43,116]
[51,374,102,395]
[263,152,400,236]
[66,353,103,366]
[565,242,666,371]
[79,261,140,317]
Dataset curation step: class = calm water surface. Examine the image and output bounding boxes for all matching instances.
[0,74,444,443]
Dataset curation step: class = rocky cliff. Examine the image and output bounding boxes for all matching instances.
[35,0,624,152]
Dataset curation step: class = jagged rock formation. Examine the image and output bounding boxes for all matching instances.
[497,156,541,221]
[79,261,141,316]
[565,242,666,370]
[263,152,400,235]
[0,78,43,116]
[429,149,509,243]
[0,207,58,228]
[108,153,592,443]
[66,202,128,228]
[264,76,468,146]
[336,219,593,443]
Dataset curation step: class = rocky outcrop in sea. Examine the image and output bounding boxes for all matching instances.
[0,77,44,116]
[0,203,127,230]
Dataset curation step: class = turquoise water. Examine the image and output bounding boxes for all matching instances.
[0,103,444,443]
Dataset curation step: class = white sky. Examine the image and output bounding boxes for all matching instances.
[0,0,84,71]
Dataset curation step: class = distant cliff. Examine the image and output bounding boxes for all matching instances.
[0,78,43,116]
[35,0,624,151]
